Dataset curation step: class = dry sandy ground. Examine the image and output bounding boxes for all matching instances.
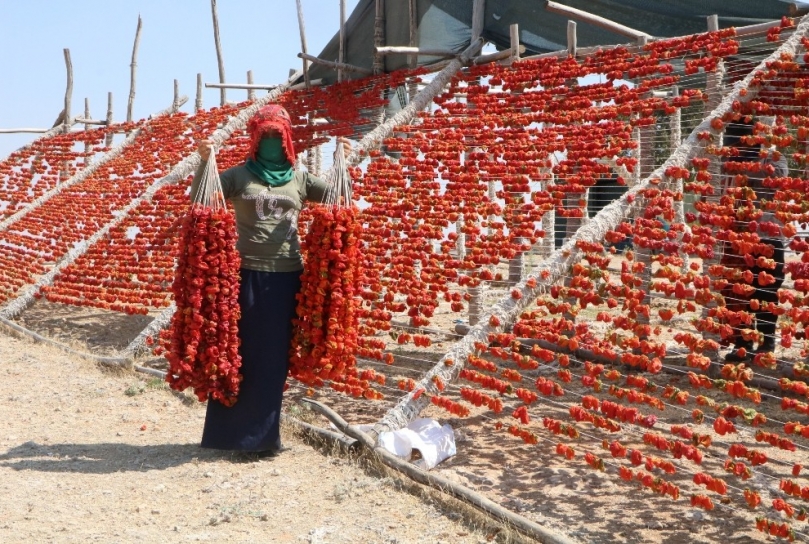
[0,333,509,544]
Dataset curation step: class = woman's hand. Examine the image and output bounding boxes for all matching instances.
[198,139,214,161]
[336,137,352,159]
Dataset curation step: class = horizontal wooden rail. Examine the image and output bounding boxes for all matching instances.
[545,0,651,41]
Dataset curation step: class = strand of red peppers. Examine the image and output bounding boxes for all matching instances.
[161,151,243,406]
[290,140,372,397]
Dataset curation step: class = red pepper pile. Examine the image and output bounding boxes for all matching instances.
[161,205,242,406]
[290,205,363,391]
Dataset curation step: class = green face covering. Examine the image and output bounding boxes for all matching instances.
[245,137,294,186]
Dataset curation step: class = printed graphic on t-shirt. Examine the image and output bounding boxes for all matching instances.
[242,188,299,239]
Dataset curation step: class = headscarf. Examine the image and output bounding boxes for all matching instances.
[245,105,297,186]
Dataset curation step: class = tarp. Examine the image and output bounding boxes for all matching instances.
[303,0,805,85]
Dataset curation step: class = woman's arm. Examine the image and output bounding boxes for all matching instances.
[190,139,237,201]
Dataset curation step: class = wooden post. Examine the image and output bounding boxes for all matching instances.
[247,70,256,101]
[339,0,347,83]
[211,0,227,106]
[63,48,73,133]
[83,98,91,161]
[105,92,114,147]
[472,0,485,47]
[196,73,203,111]
[408,0,418,100]
[127,15,142,122]
[373,0,386,75]
[295,0,310,88]
[670,86,684,225]
[540,168,555,257]
[567,21,577,58]
[546,1,651,42]
[510,23,520,62]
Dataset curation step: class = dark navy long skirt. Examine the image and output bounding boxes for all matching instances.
[201,268,301,453]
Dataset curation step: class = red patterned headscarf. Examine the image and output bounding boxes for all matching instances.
[246,105,297,165]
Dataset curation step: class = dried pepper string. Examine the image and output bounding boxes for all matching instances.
[161,151,243,406]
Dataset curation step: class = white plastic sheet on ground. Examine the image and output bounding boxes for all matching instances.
[357,418,457,470]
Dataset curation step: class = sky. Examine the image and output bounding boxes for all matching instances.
[0,0,361,158]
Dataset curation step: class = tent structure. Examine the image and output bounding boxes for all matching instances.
[304,0,808,84]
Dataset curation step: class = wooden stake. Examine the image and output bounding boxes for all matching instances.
[295,0,310,88]
[339,0,347,82]
[567,20,577,58]
[196,73,203,111]
[247,70,255,101]
[63,48,73,133]
[127,15,142,122]
[408,0,418,99]
[509,24,520,62]
[471,0,485,45]
[105,92,114,147]
[211,0,227,106]
[546,0,651,41]
[373,0,386,75]
[173,79,180,112]
[298,53,372,75]
[84,98,91,160]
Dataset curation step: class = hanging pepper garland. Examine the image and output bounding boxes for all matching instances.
[290,141,371,396]
[161,151,243,406]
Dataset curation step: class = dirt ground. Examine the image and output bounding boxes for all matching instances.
[7,273,809,544]
[0,330,521,544]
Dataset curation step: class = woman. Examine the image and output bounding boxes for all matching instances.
[191,104,348,457]
[721,119,788,363]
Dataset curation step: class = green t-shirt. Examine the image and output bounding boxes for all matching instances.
[191,161,331,272]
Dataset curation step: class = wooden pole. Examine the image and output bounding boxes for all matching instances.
[408,0,418,100]
[247,70,255,101]
[509,23,520,62]
[84,98,91,161]
[298,53,372,75]
[471,0,485,45]
[211,0,227,106]
[546,0,651,41]
[339,0,347,83]
[373,0,386,75]
[195,73,203,111]
[63,48,73,133]
[105,92,113,147]
[172,79,180,112]
[127,15,142,122]
[567,20,577,58]
[295,0,310,88]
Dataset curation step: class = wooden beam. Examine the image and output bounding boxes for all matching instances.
[567,20,577,58]
[510,23,520,61]
[295,0,310,87]
[105,92,113,146]
[789,2,809,17]
[0,128,52,134]
[73,118,108,125]
[471,45,526,65]
[247,70,255,101]
[195,73,203,111]
[373,0,386,75]
[298,52,373,75]
[339,0,347,82]
[206,80,324,92]
[62,48,73,133]
[546,0,651,41]
[127,15,142,122]
[471,0,485,43]
[376,46,458,57]
[211,0,227,105]
[408,0,418,68]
